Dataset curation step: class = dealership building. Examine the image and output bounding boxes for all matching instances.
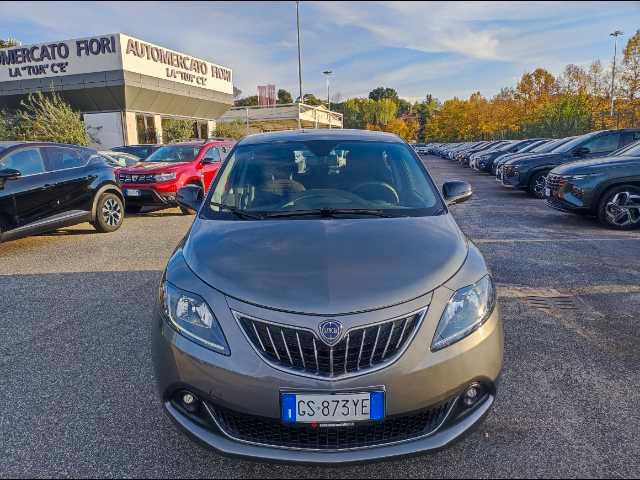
[0,33,234,149]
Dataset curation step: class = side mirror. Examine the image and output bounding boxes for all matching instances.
[443,180,472,205]
[0,168,21,180]
[573,146,590,157]
[176,184,204,213]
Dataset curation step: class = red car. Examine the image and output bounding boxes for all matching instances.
[117,139,235,214]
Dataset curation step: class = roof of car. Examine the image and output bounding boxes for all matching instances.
[239,129,404,145]
[0,141,94,150]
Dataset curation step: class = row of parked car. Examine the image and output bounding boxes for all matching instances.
[0,138,235,243]
[421,128,640,230]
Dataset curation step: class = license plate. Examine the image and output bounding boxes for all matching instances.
[281,391,384,424]
[545,187,551,197]
[125,189,141,197]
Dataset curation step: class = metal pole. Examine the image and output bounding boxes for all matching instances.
[296,1,303,106]
[610,30,623,117]
[323,70,333,129]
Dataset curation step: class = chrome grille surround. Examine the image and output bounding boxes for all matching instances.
[118,173,155,184]
[234,307,428,381]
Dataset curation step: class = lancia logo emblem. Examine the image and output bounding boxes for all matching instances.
[318,320,342,346]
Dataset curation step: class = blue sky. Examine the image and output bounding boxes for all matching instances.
[1,1,639,103]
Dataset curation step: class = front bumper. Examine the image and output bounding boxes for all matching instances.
[164,390,495,464]
[500,171,523,189]
[121,184,179,206]
[153,273,503,462]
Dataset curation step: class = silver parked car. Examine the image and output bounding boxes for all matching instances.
[153,129,503,463]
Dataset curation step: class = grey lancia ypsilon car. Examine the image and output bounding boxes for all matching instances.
[153,129,503,463]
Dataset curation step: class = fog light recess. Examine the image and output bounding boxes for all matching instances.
[180,390,200,413]
[462,383,483,408]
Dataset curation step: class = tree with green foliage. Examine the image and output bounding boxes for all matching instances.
[302,93,323,106]
[234,95,259,107]
[368,87,399,103]
[14,91,90,145]
[277,89,293,104]
[414,94,439,142]
[0,38,18,48]
[0,110,16,140]
[621,30,640,102]
[162,118,195,143]
[215,120,247,140]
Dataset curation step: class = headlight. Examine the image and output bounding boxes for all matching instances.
[161,281,230,355]
[431,275,496,352]
[153,172,177,182]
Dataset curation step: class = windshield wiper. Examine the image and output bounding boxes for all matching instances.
[261,208,394,218]
[210,202,264,220]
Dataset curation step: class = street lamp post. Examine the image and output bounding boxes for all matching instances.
[296,2,303,102]
[610,30,624,118]
[323,70,333,128]
[296,1,303,128]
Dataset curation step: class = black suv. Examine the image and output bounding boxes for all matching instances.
[546,140,640,229]
[0,142,125,242]
[500,129,640,198]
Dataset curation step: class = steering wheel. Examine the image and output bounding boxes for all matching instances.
[352,182,400,205]
[281,190,367,209]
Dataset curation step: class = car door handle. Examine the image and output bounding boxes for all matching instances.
[43,184,55,190]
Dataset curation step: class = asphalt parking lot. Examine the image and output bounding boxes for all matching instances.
[1,154,639,478]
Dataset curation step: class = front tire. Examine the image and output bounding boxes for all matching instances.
[597,185,640,230]
[528,171,548,199]
[92,193,124,233]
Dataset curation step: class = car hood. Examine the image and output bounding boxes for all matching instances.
[507,152,563,166]
[552,155,640,175]
[183,214,468,315]
[120,161,187,173]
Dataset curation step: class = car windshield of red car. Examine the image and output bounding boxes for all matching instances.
[145,145,200,162]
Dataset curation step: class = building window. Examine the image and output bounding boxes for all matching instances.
[136,114,157,144]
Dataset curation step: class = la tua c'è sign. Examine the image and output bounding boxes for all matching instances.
[0,36,117,78]
[124,38,231,88]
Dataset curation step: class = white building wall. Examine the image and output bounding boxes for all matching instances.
[83,112,124,149]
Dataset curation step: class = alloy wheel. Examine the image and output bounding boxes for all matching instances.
[102,198,123,227]
[605,191,640,227]
[533,174,547,198]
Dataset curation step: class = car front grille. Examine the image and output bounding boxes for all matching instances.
[236,309,426,380]
[206,398,454,451]
[118,173,155,184]
[546,174,566,196]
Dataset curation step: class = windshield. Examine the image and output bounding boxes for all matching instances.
[103,152,140,167]
[553,132,598,153]
[207,140,443,218]
[517,141,542,153]
[145,145,200,163]
[529,138,561,153]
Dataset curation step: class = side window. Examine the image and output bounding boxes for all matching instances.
[203,147,222,162]
[0,148,46,175]
[42,147,87,171]
[582,133,621,154]
[620,131,640,148]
